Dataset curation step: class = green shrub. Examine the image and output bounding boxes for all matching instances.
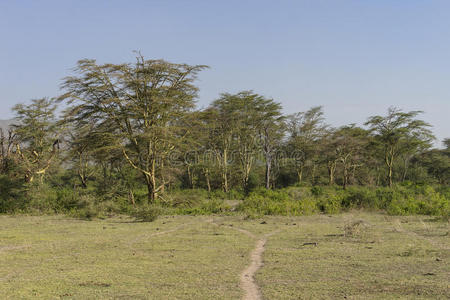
[237,185,449,217]
[285,186,312,200]
[0,175,27,213]
[238,188,317,216]
[386,185,449,216]
[248,187,290,202]
[311,186,324,197]
[387,195,419,215]
[208,189,227,200]
[208,189,244,200]
[374,188,395,209]
[317,194,343,214]
[177,198,230,215]
[26,183,59,213]
[341,187,378,209]
[298,197,318,215]
[225,189,245,200]
[131,205,160,222]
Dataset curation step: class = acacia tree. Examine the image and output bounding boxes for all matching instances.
[60,55,207,201]
[332,125,368,189]
[201,107,233,192]
[319,129,339,185]
[175,110,208,189]
[207,91,283,191]
[257,98,284,189]
[12,98,60,183]
[180,110,220,192]
[287,106,328,184]
[63,119,96,188]
[211,92,259,191]
[365,107,434,187]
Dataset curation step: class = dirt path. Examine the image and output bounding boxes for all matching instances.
[206,218,280,300]
[240,237,266,300]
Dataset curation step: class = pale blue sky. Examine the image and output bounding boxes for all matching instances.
[1,0,449,145]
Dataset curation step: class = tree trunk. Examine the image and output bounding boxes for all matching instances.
[221,151,229,192]
[243,163,252,192]
[78,172,88,188]
[265,157,272,189]
[187,165,194,189]
[385,149,394,188]
[351,165,357,185]
[144,160,158,203]
[327,161,336,185]
[343,165,348,190]
[204,169,211,192]
[222,171,229,193]
[145,176,157,202]
[402,157,409,182]
[297,166,303,184]
[388,164,393,187]
[129,189,136,207]
[311,163,317,185]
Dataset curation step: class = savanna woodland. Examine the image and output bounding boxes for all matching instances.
[1,55,449,220]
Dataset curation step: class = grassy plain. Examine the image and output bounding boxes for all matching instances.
[0,213,448,299]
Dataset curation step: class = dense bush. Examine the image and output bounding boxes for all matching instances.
[387,185,449,217]
[238,187,316,216]
[236,185,449,217]
[0,175,27,213]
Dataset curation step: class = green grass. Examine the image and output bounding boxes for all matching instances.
[258,214,450,299]
[0,213,448,299]
[0,215,253,299]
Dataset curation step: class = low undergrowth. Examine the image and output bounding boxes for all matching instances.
[0,180,448,220]
[237,184,449,218]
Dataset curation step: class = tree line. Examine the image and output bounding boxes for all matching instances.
[0,55,449,207]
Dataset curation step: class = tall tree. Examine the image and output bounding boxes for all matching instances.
[60,55,207,201]
[365,107,434,187]
[333,125,368,189]
[258,99,285,189]
[208,91,283,191]
[201,107,233,192]
[12,98,60,183]
[319,128,339,185]
[287,106,328,184]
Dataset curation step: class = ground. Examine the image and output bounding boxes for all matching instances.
[0,213,448,299]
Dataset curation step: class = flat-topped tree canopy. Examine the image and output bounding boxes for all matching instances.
[59,54,208,201]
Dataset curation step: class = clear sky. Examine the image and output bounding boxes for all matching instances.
[1,0,449,146]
